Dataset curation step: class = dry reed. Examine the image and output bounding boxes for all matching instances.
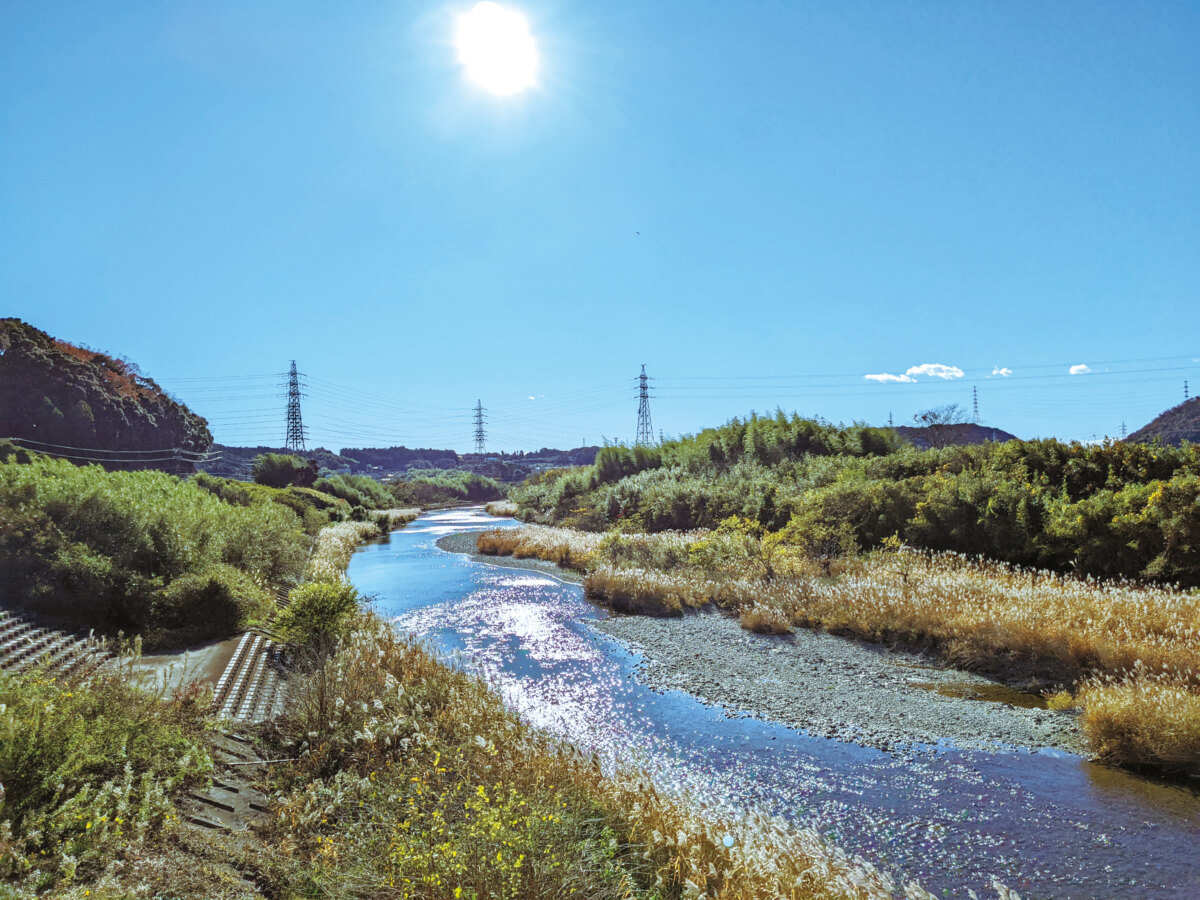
[478,525,1200,773]
[484,499,519,517]
[476,525,607,572]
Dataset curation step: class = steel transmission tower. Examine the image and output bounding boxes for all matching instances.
[635,365,655,445]
[284,360,307,453]
[1186,380,1191,402]
[473,400,487,454]
[972,386,980,424]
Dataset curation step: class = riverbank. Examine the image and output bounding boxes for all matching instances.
[437,529,585,584]
[438,531,1086,757]
[260,514,939,900]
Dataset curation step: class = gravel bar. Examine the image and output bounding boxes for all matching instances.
[437,533,1086,757]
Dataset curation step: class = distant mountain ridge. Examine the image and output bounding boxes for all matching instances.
[0,318,211,462]
[1128,398,1200,446]
[203,443,601,483]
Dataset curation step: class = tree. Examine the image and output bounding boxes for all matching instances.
[912,404,969,449]
[252,453,317,488]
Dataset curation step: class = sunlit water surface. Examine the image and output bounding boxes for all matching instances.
[347,508,1200,899]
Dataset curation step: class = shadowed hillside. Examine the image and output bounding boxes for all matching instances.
[894,422,1018,449]
[1129,397,1200,446]
[0,319,211,465]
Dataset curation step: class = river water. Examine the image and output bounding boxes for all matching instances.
[346,508,1200,899]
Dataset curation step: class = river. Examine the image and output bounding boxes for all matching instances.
[346,508,1200,899]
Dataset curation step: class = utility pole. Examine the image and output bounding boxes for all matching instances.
[284,360,307,453]
[473,400,487,454]
[972,386,980,424]
[635,364,655,445]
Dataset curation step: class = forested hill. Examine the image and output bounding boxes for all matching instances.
[0,318,211,457]
[1129,398,1200,446]
[894,422,1018,449]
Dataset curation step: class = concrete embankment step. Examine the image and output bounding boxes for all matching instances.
[182,732,274,832]
[212,629,288,723]
[0,609,112,678]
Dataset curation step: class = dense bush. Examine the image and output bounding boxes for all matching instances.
[252,452,318,488]
[313,473,393,510]
[278,581,360,656]
[0,456,307,646]
[192,471,350,535]
[512,414,1200,585]
[387,469,504,506]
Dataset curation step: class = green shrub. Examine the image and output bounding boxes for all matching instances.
[0,456,307,646]
[313,473,392,510]
[152,563,272,638]
[279,581,361,655]
[387,469,504,506]
[252,453,318,489]
[0,664,212,887]
[509,415,1200,586]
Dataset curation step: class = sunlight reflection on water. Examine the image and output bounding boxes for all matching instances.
[348,508,1200,900]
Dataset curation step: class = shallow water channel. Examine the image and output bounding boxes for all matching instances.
[347,509,1200,899]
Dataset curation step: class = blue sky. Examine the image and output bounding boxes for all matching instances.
[3,1,1198,452]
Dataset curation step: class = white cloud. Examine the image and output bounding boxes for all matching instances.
[991,367,1012,377]
[1069,364,1091,376]
[527,395,537,400]
[864,373,916,383]
[905,363,965,380]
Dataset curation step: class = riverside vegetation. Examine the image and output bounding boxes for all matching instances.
[489,416,1200,775]
[0,447,965,898]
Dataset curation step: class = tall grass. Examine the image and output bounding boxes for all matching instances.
[1078,671,1200,771]
[304,510,417,583]
[0,658,213,892]
[477,525,608,572]
[268,609,945,900]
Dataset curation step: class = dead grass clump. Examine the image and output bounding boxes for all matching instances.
[1077,671,1200,773]
[484,499,519,517]
[739,603,793,635]
[475,525,606,572]
[375,507,419,531]
[584,566,694,616]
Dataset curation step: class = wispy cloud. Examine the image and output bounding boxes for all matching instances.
[864,372,916,383]
[991,367,1012,377]
[1069,364,1091,376]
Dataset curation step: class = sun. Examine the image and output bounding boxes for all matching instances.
[455,2,537,96]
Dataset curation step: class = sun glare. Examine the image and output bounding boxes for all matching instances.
[455,2,537,96]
